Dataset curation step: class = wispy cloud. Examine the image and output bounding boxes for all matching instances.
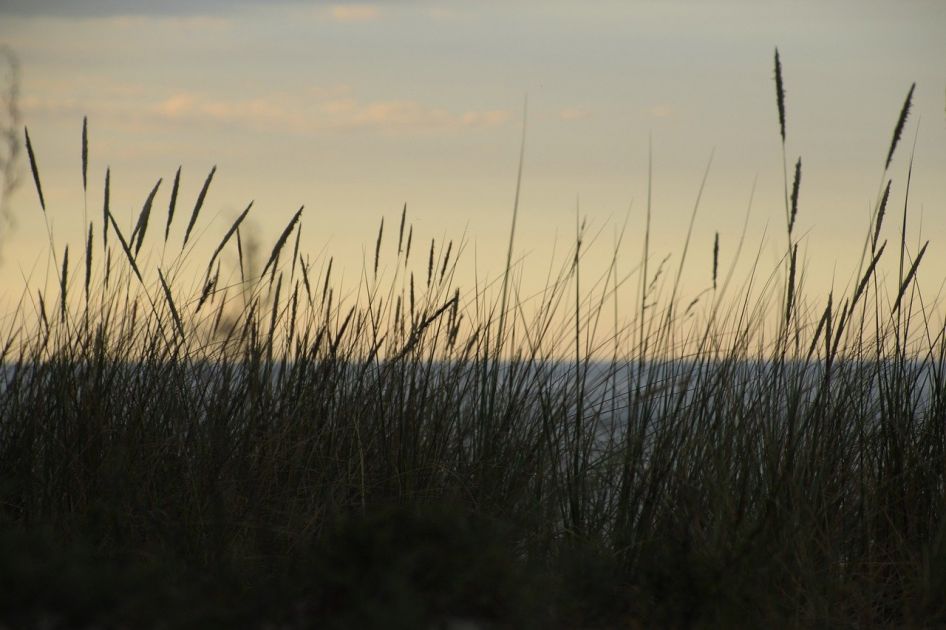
[22,79,509,138]
[648,104,674,119]
[103,14,233,30]
[559,107,591,121]
[151,90,508,134]
[0,0,306,18]
[19,70,508,136]
[425,7,468,21]
[329,4,379,22]
[154,93,195,117]
[155,93,292,126]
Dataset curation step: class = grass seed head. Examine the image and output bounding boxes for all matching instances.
[885,83,915,170]
[774,48,786,143]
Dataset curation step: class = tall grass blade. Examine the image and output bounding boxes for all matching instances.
[269,272,282,346]
[84,222,93,302]
[397,203,406,254]
[774,48,786,142]
[158,268,185,340]
[789,158,801,234]
[102,167,110,250]
[206,201,252,277]
[299,254,313,303]
[165,166,181,243]
[107,210,144,284]
[322,257,333,307]
[898,138,917,294]
[131,178,162,255]
[331,307,355,357]
[36,290,48,334]
[260,206,303,280]
[885,83,915,170]
[104,248,111,288]
[196,262,220,313]
[498,95,527,347]
[806,294,832,360]
[236,227,245,284]
[374,217,383,278]
[668,149,714,310]
[24,126,45,212]
[440,240,453,283]
[872,179,891,252]
[831,297,849,359]
[785,243,797,324]
[892,240,928,314]
[59,245,68,322]
[850,241,885,316]
[405,225,413,263]
[290,219,302,282]
[712,232,719,290]
[288,281,298,343]
[182,165,216,247]
[427,238,435,287]
[640,134,653,356]
[81,116,88,193]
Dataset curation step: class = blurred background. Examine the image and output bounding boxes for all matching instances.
[1,0,944,320]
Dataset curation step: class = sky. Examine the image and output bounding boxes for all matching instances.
[1,0,945,327]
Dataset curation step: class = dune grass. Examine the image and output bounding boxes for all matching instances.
[1,53,945,628]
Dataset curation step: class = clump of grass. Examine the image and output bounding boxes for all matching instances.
[1,54,945,628]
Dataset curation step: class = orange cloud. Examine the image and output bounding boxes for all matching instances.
[152,91,509,134]
[559,107,591,121]
[461,110,511,127]
[155,93,195,117]
[648,104,674,119]
[22,73,508,136]
[330,5,380,22]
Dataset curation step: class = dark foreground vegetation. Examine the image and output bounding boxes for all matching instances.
[2,52,945,628]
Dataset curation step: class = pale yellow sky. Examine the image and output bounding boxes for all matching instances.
[1,1,945,325]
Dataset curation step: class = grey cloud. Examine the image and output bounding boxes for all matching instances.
[0,0,371,18]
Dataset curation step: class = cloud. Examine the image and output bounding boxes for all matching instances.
[559,107,591,121]
[0,0,308,17]
[329,4,380,22]
[1,0,212,17]
[155,93,293,128]
[150,90,509,134]
[322,98,510,131]
[426,7,467,21]
[460,111,510,126]
[21,72,509,136]
[155,93,196,117]
[648,104,674,119]
[103,14,233,29]
[305,84,354,100]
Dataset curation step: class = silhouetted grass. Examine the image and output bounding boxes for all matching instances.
[1,54,944,628]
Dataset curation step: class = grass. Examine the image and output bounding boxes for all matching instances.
[1,52,945,628]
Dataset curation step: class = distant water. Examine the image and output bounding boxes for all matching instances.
[4,356,937,419]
